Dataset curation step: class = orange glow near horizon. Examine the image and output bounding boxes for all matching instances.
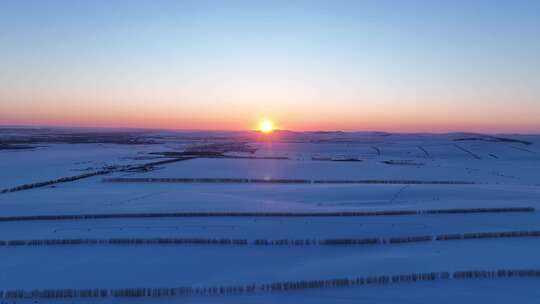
[2,113,540,134]
[1,102,539,134]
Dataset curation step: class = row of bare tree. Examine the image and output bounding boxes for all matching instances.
[0,157,189,194]
[1,170,110,193]
[105,177,475,185]
[4,269,538,299]
[2,230,540,247]
[0,207,533,223]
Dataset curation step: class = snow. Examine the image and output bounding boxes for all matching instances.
[0,130,540,302]
[0,144,165,189]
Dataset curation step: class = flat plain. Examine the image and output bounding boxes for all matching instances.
[1,128,539,303]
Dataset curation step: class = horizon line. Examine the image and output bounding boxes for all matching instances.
[1,123,539,136]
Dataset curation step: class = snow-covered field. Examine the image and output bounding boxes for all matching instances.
[1,129,539,302]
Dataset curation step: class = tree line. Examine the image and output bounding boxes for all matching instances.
[3,269,539,299]
[2,230,540,248]
[0,207,533,223]
[0,157,191,194]
[1,170,111,194]
[105,177,475,185]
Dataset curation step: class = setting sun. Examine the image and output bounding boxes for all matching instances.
[258,120,275,134]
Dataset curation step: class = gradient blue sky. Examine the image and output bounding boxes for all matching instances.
[1,0,539,132]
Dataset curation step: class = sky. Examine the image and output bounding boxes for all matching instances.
[1,0,539,133]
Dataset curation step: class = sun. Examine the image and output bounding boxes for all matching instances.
[258,119,275,134]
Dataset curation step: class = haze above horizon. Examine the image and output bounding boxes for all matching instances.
[1,0,539,133]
